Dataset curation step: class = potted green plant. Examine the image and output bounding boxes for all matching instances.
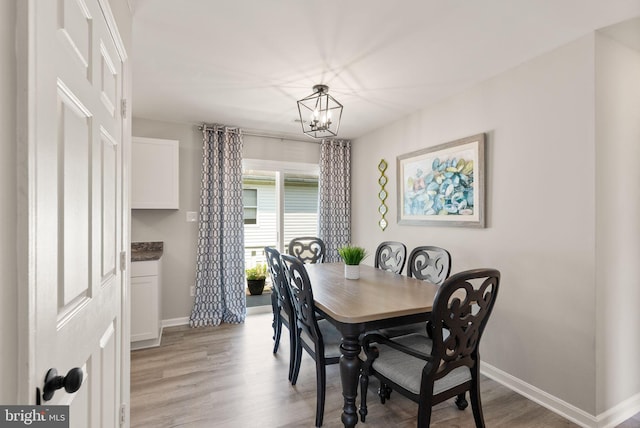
[337,245,368,279]
[246,263,268,295]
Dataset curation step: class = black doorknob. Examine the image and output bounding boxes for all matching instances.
[42,367,83,402]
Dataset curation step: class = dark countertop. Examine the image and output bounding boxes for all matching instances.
[131,241,163,262]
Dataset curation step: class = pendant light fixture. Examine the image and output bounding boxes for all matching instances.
[297,84,343,139]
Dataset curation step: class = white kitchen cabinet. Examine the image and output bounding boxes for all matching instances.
[132,137,179,209]
[131,259,162,348]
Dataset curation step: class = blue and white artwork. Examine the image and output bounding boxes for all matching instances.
[398,134,485,227]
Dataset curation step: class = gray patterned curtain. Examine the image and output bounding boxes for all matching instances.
[190,125,246,327]
[318,139,351,262]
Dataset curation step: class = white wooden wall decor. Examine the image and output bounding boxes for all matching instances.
[378,159,388,231]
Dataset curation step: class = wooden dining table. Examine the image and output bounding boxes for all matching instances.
[304,262,440,428]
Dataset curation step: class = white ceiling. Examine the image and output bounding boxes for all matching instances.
[132,0,640,140]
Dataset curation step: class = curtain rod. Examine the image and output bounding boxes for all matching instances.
[242,131,319,145]
[196,124,319,145]
[197,123,241,132]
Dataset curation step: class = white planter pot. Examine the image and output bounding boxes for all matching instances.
[344,264,360,280]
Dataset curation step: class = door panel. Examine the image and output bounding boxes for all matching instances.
[30,0,124,425]
[97,323,118,427]
[99,43,118,116]
[130,276,159,341]
[58,83,91,310]
[58,0,92,76]
[69,367,90,428]
[101,129,118,281]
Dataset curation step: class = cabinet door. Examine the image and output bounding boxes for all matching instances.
[132,137,179,209]
[131,275,160,341]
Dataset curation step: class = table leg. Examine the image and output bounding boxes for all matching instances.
[339,334,361,428]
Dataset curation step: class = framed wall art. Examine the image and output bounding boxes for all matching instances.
[397,133,485,228]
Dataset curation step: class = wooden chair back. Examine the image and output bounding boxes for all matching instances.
[280,254,323,348]
[374,241,407,274]
[288,236,326,264]
[407,246,452,285]
[264,247,293,317]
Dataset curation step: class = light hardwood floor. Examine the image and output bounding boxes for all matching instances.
[131,313,636,427]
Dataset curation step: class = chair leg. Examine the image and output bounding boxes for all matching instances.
[455,393,468,410]
[315,359,326,427]
[359,373,368,422]
[378,383,391,404]
[469,374,486,428]
[416,400,433,428]
[270,295,278,341]
[291,338,303,385]
[287,327,296,382]
[273,316,282,354]
[426,320,434,339]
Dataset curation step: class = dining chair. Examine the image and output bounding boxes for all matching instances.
[288,236,326,264]
[407,246,452,285]
[374,241,407,274]
[264,247,296,381]
[280,254,341,428]
[379,245,452,338]
[359,268,501,428]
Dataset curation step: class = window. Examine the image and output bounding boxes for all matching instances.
[283,173,319,247]
[243,188,257,225]
[242,161,319,268]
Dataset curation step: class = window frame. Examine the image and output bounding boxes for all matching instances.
[242,159,319,252]
[242,187,258,226]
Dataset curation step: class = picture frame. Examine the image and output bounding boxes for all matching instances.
[397,133,485,228]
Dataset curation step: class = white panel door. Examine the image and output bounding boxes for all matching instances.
[28,0,125,426]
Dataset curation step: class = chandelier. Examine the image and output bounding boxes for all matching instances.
[297,84,343,139]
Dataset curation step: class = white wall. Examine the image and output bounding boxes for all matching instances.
[244,134,320,164]
[352,35,599,414]
[131,118,320,321]
[595,31,640,414]
[131,120,202,320]
[1,0,18,405]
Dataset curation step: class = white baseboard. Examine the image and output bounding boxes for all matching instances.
[481,363,640,428]
[161,308,270,328]
[481,362,597,427]
[131,335,162,350]
[131,326,164,350]
[161,317,190,328]
[595,391,640,428]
